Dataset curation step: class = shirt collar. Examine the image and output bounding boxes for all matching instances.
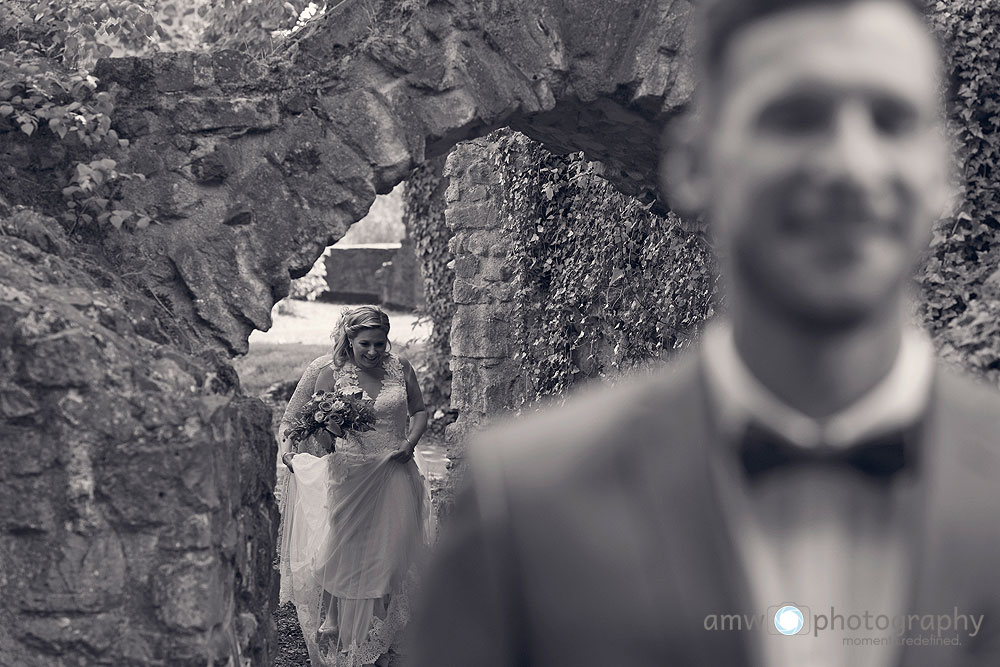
[701,320,935,449]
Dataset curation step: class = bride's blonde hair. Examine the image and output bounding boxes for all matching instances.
[331,305,391,367]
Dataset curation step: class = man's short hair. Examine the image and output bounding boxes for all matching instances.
[701,0,930,78]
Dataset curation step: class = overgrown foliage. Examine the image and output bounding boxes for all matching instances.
[919,1,1000,384]
[491,130,719,406]
[2,0,1000,401]
[287,247,330,301]
[487,2,1000,404]
[0,4,148,230]
[0,0,317,234]
[404,157,455,417]
[201,0,316,56]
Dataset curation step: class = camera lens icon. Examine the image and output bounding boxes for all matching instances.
[774,605,805,636]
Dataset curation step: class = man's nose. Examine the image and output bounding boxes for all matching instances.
[814,102,892,194]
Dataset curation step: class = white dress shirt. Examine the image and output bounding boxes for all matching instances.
[701,321,935,667]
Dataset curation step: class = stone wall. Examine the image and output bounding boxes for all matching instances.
[323,244,399,304]
[376,238,426,311]
[0,211,277,667]
[1,0,702,664]
[442,139,525,492]
[322,242,426,310]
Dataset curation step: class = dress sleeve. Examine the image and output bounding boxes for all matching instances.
[277,355,332,456]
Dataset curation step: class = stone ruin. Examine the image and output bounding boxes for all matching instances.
[0,0,698,664]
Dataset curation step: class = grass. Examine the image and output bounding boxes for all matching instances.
[234,339,432,398]
[233,342,332,396]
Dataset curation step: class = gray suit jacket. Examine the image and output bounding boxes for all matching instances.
[408,352,1000,666]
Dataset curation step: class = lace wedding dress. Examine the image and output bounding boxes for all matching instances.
[276,353,431,667]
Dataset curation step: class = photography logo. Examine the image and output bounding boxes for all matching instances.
[771,604,809,636]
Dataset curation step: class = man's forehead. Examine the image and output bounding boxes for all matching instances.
[717,1,941,102]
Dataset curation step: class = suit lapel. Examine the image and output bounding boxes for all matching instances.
[627,354,759,666]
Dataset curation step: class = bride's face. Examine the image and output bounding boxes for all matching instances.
[351,328,388,369]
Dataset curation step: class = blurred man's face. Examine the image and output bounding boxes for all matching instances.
[703,0,948,329]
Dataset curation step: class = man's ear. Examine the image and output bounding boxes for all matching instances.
[659,113,711,219]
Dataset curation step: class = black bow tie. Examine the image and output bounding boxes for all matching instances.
[738,420,921,482]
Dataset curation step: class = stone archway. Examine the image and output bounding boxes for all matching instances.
[0,1,697,665]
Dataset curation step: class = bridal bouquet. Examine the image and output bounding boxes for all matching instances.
[282,385,376,451]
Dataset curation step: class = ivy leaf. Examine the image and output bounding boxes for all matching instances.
[49,116,68,138]
[109,210,131,229]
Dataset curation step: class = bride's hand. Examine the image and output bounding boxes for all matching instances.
[390,441,415,463]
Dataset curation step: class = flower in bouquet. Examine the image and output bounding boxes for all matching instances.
[283,387,376,451]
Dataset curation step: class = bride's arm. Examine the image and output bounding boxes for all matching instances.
[314,365,336,392]
[402,357,428,451]
[278,355,331,464]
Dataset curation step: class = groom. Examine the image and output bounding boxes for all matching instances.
[410,0,1000,665]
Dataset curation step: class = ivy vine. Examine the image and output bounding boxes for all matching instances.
[404,156,456,419]
[0,0,316,234]
[918,1,1000,385]
[490,129,720,408]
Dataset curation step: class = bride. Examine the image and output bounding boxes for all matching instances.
[276,305,432,667]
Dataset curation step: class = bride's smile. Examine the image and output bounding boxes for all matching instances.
[351,328,388,369]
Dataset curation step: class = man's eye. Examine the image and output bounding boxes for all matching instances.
[871,97,918,136]
[757,96,832,134]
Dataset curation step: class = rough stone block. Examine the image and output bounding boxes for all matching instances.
[173,97,280,132]
[191,144,237,184]
[445,202,498,231]
[18,613,121,655]
[324,245,400,302]
[192,52,216,88]
[452,277,484,304]
[464,229,507,256]
[162,514,214,551]
[322,89,412,177]
[453,254,479,279]
[154,53,196,93]
[152,554,227,632]
[1,488,56,533]
[450,304,512,358]
[0,385,38,418]
[488,281,517,302]
[450,357,524,415]
[210,49,260,84]
[479,255,513,282]
[20,533,126,614]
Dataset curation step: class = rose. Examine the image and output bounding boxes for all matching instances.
[333,400,346,412]
[314,411,327,423]
[319,401,334,412]
[329,412,345,425]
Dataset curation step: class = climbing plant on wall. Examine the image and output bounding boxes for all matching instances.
[918,0,1000,385]
[404,156,455,417]
[491,129,720,407]
[0,0,316,233]
[486,1,1000,404]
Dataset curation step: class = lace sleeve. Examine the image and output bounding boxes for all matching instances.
[278,354,332,455]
